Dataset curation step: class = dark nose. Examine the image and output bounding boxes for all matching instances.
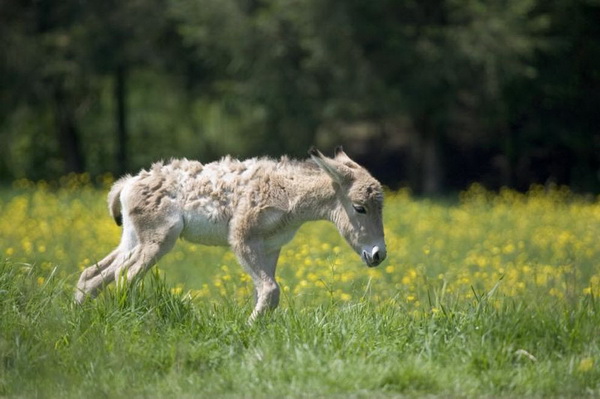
[373,247,387,265]
[363,246,386,267]
[373,250,381,264]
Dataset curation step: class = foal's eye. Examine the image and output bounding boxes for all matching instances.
[353,204,367,214]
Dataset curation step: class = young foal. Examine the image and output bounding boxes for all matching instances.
[75,147,387,320]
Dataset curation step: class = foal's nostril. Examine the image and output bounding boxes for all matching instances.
[363,247,385,266]
[371,245,384,264]
[373,250,380,263]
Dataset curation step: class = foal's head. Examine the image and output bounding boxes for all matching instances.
[309,147,387,267]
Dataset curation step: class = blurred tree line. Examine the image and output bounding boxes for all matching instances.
[1,0,599,193]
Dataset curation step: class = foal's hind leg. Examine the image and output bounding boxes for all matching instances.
[76,219,181,302]
[78,249,119,282]
[113,218,183,286]
[75,220,140,303]
[75,248,120,303]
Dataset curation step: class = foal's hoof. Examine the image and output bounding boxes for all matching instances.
[74,290,86,305]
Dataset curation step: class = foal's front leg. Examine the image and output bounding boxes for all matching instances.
[252,249,281,320]
[232,241,281,322]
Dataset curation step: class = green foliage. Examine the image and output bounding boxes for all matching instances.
[0,0,599,189]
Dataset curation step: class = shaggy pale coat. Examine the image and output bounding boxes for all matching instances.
[75,147,386,320]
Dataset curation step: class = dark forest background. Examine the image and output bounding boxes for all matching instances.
[1,0,599,193]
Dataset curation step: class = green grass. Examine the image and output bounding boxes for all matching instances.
[1,259,599,398]
[1,183,599,397]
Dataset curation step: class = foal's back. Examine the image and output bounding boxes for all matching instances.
[124,156,313,246]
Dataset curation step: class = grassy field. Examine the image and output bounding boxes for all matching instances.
[1,176,599,398]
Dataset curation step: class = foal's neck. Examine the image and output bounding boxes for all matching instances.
[290,171,339,223]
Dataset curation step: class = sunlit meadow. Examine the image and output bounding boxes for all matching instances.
[3,176,599,310]
[1,175,599,397]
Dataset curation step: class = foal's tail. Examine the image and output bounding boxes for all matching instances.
[107,175,131,226]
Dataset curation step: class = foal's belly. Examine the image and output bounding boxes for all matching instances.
[180,212,229,246]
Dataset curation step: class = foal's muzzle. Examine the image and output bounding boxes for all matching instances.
[362,245,386,267]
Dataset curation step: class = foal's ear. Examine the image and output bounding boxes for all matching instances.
[308,146,353,185]
[333,146,360,169]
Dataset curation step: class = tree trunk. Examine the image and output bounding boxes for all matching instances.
[422,131,442,195]
[411,115,443,195]
[53,85,85,174]
[115,64,128,175]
